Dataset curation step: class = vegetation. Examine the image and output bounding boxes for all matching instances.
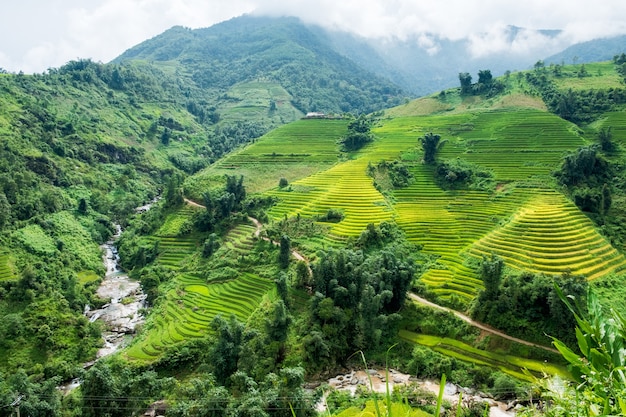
[339,115,375,152]
[471,255,587,347]
[521,289,626,416]
[3,24,626,416]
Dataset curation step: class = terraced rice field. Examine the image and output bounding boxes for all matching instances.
[214,118,346,168]
[222,223,257,254]
[126,204,276,361]
[466,193,626,279]
[126,271,274,361]
[267,158,394,241]
[150,205,203,270]
[259,109,626,301]
[196,118,348,193]
[0,252,15,281]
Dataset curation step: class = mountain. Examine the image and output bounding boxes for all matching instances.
[114,15,407,122]
[544,34,626,65]
[116,16,569,98]
[319,25,565,95]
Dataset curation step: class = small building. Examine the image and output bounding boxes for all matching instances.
[305,112,326,118]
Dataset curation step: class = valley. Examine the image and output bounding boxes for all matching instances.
[0,18,626,416]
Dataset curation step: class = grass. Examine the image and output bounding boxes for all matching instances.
[332,400,431,417]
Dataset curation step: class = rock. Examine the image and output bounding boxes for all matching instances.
[393,377,403,383]
[350,377,358,385]
[367,369,377,375]
[444,382,458,396]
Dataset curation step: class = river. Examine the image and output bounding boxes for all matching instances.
[84,225,146,358]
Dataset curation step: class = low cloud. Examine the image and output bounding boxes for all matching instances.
[2,0,626,73]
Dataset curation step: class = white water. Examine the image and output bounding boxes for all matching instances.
[84,224,147,358]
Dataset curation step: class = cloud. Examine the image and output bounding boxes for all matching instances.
[1,0,626,73]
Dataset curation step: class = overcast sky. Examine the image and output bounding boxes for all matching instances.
[2,0,626,73]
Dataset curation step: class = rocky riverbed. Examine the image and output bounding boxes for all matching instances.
[84,226,146,358]
[319,369,516,416]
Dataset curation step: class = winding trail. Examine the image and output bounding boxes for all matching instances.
[184,198,557,354]
[185,199,312,274]
[407,293,559,354]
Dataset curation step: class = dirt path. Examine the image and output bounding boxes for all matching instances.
[185,199,312,274]
[184,198,205,209]
[408,293,559,354]
[184,198,554,354]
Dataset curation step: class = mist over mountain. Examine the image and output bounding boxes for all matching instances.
[114,15,585,97]
[544,34,626,65]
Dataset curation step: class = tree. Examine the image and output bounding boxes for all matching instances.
[419,132,442,164]
[82,361,123,417]
[278,235,290,269]
[202,233,220,258]
[210,315,245,386]
[477,69,493,85]
[459,72,472,95]
[78,197,88,214]
[340,115,374,151]
[164,175,184,208]
[275,272,289,307]
[598,126,616,153]
[265,300,291,344]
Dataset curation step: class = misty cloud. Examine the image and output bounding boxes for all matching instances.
[1,0,626,73]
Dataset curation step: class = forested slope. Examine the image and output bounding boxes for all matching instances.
[114,16,406,119]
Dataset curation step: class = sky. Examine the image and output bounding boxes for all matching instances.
[1,0,626,73]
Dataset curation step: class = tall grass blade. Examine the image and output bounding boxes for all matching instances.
[385,343,398,417]
[356,350,383,417]
[435,373,446,417]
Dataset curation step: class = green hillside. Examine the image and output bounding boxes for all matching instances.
[114,16,406,124]
[2,39,626,414]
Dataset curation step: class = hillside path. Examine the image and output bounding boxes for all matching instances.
[408,293,559,354]
[183,199,556,354]
[185,199,312,273]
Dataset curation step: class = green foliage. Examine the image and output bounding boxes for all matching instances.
[316,208,344,223]
[278,235,291,269]
[368,159,415,190]
[303,225,418,369]
[555,145,613,216]
[597,126,616,153]
[458,70,504,97]
[419,132,442,164]
[435,158,494,191]
[339,115,375,152]
[526,288,626,416]
[471,256,588,348]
